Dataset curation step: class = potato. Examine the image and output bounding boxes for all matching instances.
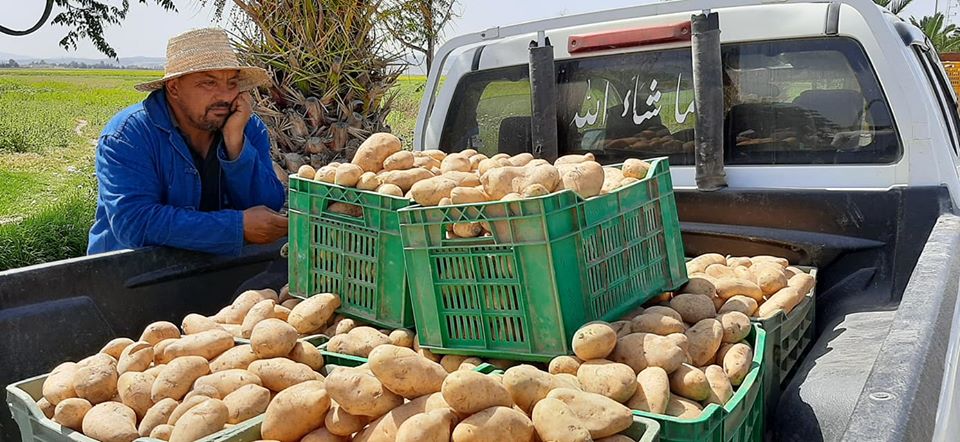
[612,333,685,374]
[555,153,596,165]
[193,369,262,398]
[185,384,221,401]
[757,286,804,318]
[141,321,181,346]
[410,176,458,206]
[477,158,505,175]
[558,161,604,198]
[117,371,155,418]
[531,398,592,442]
[154,339,179,364]
[352,393,446,442]
[577,360,637,403]
[548,355,582,375]
[670,294,717,324]
[209,344,258,372]
[298,428,345,442]
[248,358,320,392]
[325,367,403,418]
[181,314,222,335]
[665,396,703,418]
[396,408,458,442]
[333,317,358,336]
[481,165,560,199]
[705,264,736,280]
[622,159,651,180]
[601,167,625,194]
[271,305,291,322]
[138,398,178,437]
[751,255,789,268]
[643,306,683,322]
[43,362,79,405]
[441,370,514,415]
[352,133,402,173]
[718,311,751,343]
[452,406,533,442]
[627,367,670,414]
[327,326,391,358]
[315,166,337,183]
[150,424,174,441]
[37,397,54,418]
[449,186,490,204]
[715,278,764,302]
[380,168,434,192]
[441,154,472,173]
[609,320,633,338]
[722,343,753,386]
[384,151,415,171]
[686,253,726,274]
[509,153,535,166]
[149,356,207,402]
[369,344,447,399]
[288,293,341,335]
[166,395,209,426]
[214,290,266,324]
[297,165,316,180]
[144,364,166,378]
[240,299,277,339]
[755,267,788,296]
[631,312,686,335]
[458,356,484,371]
[683,276,718,297]
[283,342,322,371]
[260,380,331,441]
[685,318,724,367]
[572,322,618,360]
[668,364,710,401]
[334,163,364,187]
[117,341,153,374]
[162,329,234,361]
[718,295,758,316]
[734,266,757,283]
[281,298,301,309]
[53,397,92,431]
[219,383,270,424]
[415,155,442,170]
[553,373,582,390]
[101,338,135,360]
[356,172,383,191]
[74,354,118,404]
[248,318,298,359]
[546,388,633,438]
[726,257,751,268]
[468,154,488,171]
[169,398,228,442]
[440,171,482,187]
[421,149,447,161]
[325,404,370,436]
[788,272,816,296]
[502,364,555,413]
[82,402,139,442]
[387,329,416,348]
[501,192,522,201]
[703,365,733,406]
[452,222,483,238]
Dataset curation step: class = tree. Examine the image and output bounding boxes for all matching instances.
[380,0,459,73]
[911,13,960,52]
[874,0,914,15]
[48,1,177,58]
[5,59,19,68]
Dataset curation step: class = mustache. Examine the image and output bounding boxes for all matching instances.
[206,102,232,112]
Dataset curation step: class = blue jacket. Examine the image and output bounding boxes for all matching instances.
[87,90,286,255]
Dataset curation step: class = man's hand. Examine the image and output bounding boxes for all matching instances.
[243,206,288,244]
[223,92,253,160]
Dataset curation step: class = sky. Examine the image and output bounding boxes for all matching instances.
[0,0,952,60]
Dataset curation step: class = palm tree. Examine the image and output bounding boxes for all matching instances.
[874,0,914,15]
[911,13,960,52]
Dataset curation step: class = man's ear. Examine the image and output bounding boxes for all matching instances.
[165,78,180,99]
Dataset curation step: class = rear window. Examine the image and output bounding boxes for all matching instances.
[439,37,901,165]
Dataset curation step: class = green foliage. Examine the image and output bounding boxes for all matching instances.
[380,0,459,72]
[874,0,914,15]
[911,13,960,53]
[50,0,178,58]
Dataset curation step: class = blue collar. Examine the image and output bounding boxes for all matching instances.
[142,89,201,168]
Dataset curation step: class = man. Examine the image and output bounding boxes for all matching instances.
[88,28,288,255]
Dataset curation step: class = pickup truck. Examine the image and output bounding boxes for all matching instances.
[3,0,960,440]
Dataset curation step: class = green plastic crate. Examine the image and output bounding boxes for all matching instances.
[399,157,687,361]
[633,325,766,442]
[287,177,415,329]
[624,415,662,442]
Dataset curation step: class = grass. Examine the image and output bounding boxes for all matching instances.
[386,75,427,146]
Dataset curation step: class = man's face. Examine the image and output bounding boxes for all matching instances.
[166,70,241,132]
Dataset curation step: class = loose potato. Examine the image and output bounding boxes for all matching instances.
[610,333,685,374]
[705,264,736,279]
[37,398,54,419]
[422,149,447,161]
[327,326,391,358]
[334,163,364,187]
[609,320,634,338]
[502,364,556,413]
[622,159,651,180]
[314,166,337,183]
[150,424,174,440]
[213,290,266,324]
[388,329,416,348]
[167,395,210,426]
[185,384,221,401]
[458,357,484,371]
[450,186,490,204]
[631,312,686,335]
[162,329,234,361]
[248,358,320,392]
[101,338,135,360]
[577,360,637,403]
[287,341,324,371]
[272,305,291,322]
[352,133,402,173]
[643,306,683,322]
[117,371,155,418]
[209,344,258,372]
[718,311,751,343]
[151,356,209,402]
[288,293,341,335]
[53,398,92,431]
[437,170,481,187]
[325,404,370,436]
[117,341,153,374]
[668,364,710,401]
[556,153,596,165]
[665,396,703,419]
[261,380,330,442]
[722,343,753,386]
[140,322,181,346]
[250,318,298,359]
[509,153,535,166]
[521,183,550,197]
[452,406,533,442]
[627,367,670,414]
[396,408,458,442]
[325,367,403,418]
[43,362,79,405]
[441,154,472,173]
[715,278,764,302]
[686,254,726,274]
[355,172,383,191]
[169,398,228,442]
[73,354,118,405]
[727,257,752,268]
[477,158,506,175]
[548,355,582,375]
[82,402,138,442]
[670,294,717,324]
[181,314,222,335]
[452,222,483,238]
[553,373,582,390]
[685,319,724,367]
[415,155,442,170]
[751,255,789,268]
[300,428,346,442]
[281,298,301,309]
[718,295,759,316]
[297,165,316,180]
[703,365,733,406]
[757,286,804,318]
[481,165,560,199]
[788,272,816,296]
[546,388,633,438]
[558,161,604,198]
[683,276,718,297]
[222,384,270,424]
[601,167,625,194]
[572,322,617,360]
[734,266,757,283]
[410,176,458,206]
[139,398,178,437]
[334,317,358,336]
[755,267,788,296]
[352,393,446,442]
[441,370,514,415]
[369,345,447,399]
[193,369,262,398]
[383,151,415,171]
[501,192,522,201]
[240,299,277,339]
[531,398,592,442]
[380,168,435,192]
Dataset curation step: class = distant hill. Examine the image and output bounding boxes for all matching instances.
[0,52,165,69]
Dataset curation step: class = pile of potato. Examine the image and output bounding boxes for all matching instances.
[294,133,653,238]
[679,253,816,319]
[33,288,346,442]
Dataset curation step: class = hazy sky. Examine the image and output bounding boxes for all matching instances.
[0,0,950,59]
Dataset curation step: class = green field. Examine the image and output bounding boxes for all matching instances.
[0,69,427,271]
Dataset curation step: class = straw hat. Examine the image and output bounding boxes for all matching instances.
[135,28,270,92]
